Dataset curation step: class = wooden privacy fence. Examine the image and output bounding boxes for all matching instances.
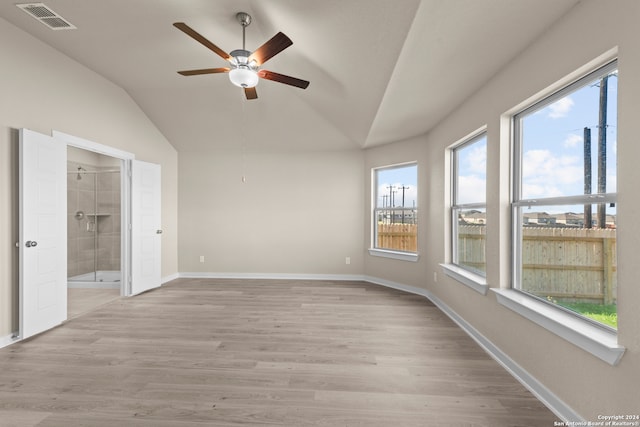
[458,225,617,304]
[377,223,417,253]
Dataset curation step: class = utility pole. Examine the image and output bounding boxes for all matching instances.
[392,189,397,223]
[400,185,410,224]
[387,185,394,207]
[387,185,395,224]
[597,75,608,228]
[584,127,592,228]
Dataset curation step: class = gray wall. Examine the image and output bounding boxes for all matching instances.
[178,149,364,275]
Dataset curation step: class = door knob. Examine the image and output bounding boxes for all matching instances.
[25,241,38,248]
[156,230,163,234]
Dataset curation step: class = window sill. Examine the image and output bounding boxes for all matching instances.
[492,289,625,366]
[440,263,488,295]
[368,248,419,262]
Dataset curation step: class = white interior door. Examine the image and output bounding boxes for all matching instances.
[19,129,67,339]
[131,160,161,295]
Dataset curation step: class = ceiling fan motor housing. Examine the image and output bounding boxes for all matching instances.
[230,49,255,68]
[229,49,258,87]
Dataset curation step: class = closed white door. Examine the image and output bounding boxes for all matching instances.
[131,160,161,295]
[19,129,67,339]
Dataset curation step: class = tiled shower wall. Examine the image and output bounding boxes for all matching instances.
[67,162,121,278]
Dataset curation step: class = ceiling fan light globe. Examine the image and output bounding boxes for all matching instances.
[229,67,259,88]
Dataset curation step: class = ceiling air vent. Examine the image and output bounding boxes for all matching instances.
[16,3,76,30]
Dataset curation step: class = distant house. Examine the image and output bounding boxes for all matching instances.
[377,208,417,224]
[522,211,616,228]
[555,212,584,227]
[459,210,486,225]
[522,212,556,225]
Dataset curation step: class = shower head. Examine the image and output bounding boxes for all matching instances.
[76,166,86,180]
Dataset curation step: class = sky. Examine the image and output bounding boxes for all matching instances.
[520,70,618,202]
[457,68,617,214]
[456,136,487,205]
[376,164,417,208]
[375,68,617,216]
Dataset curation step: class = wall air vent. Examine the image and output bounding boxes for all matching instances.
[16,3,76,30]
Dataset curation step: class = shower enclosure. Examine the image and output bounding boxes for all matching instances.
[67,161,121,288]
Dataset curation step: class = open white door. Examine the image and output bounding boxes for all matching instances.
[131,160,161,295]
[19,129,67,339]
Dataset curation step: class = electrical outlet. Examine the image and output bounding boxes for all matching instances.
[199,255,205,263]
[345,257,351,265]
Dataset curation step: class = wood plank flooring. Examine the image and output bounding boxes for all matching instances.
[67,288,121,319]
[0,279,560,426]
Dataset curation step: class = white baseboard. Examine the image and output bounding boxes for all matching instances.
[362,275,582,423]
[178,272,366,282]
[0,333,19,350]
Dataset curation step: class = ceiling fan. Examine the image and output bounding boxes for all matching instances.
[173,12,310,100]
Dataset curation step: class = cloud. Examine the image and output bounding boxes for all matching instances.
[607,174,617,193]
[522,149,583,198]
[453,141,487,204]
[564,133,582,148]
[547,97,574,119]
[457,175,486,204]
[461,143,487,175]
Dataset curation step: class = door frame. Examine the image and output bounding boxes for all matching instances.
[53,131,135,296]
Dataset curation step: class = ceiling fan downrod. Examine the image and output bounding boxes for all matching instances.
[236,12,251,51]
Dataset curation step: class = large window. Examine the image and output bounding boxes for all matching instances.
[373,163,418,254]
[452,132,487,275]
[512,60,618,330]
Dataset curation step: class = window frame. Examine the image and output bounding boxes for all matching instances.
[369,162,419,262]
[495,58,624,366]
[440,130,488,294]
[451,130,487,277]
[511,59,618,327]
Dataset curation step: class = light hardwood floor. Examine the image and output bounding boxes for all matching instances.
[67,288,121,319]
[0,279,560,426]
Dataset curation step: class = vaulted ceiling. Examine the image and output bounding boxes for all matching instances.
[0,0,579,152]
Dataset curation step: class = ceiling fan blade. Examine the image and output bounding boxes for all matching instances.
[249,32,293,66]
[258,70,310,89]
[244,87,258,100]
[178,67,230,76]
[173,22,231,61]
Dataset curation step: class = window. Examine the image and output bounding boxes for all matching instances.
[372,163,418,257]
[512,60,618,330]
[452,132,487,276]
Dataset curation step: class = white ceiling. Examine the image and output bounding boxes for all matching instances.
[0,0,579,152]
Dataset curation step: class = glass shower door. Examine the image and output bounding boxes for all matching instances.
[67,161,121,286]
